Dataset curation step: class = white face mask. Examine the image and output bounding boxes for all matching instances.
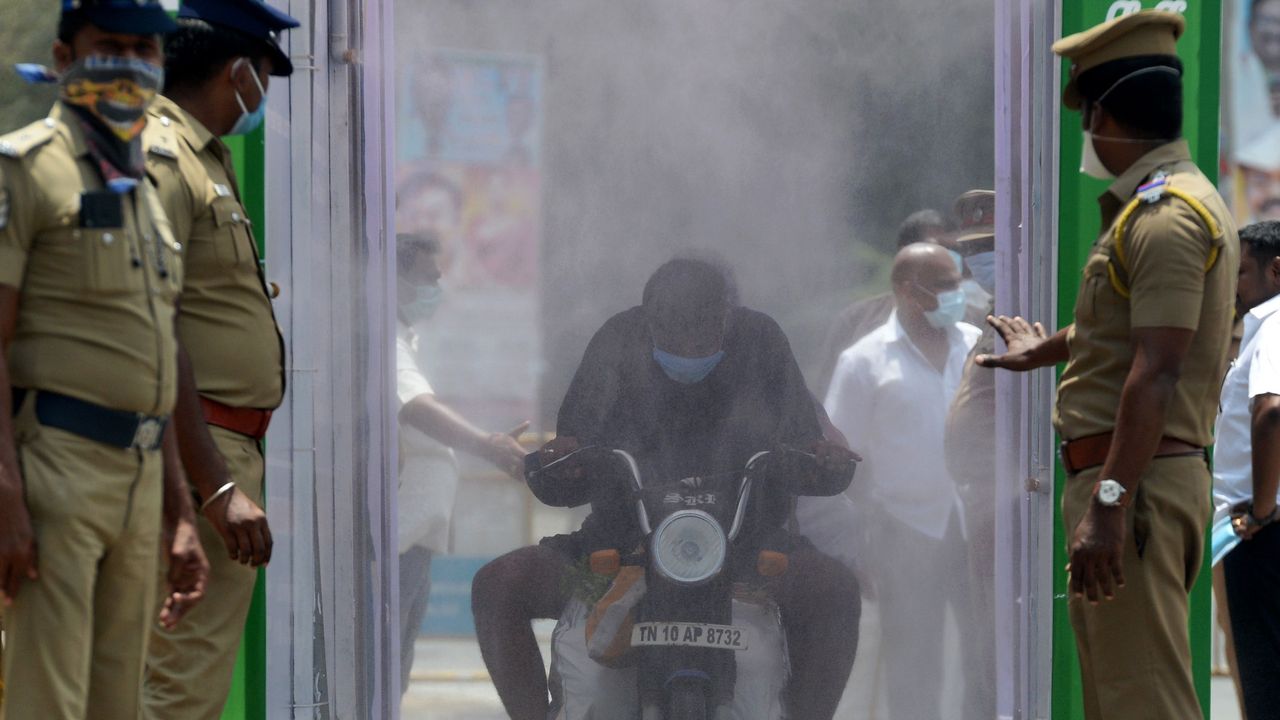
[1078,65,1181,181]
[1080,130,1115,180]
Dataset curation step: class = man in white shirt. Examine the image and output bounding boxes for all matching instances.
[1214,221,1280,719]
[825,242,980,720]
[393,232,528,696]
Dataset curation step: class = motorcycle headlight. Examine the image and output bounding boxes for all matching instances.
[651,510,726,585]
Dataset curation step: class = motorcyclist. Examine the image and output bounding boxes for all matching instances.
[472,257,861,720]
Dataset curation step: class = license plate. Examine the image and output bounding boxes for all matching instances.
[631,622,750,651]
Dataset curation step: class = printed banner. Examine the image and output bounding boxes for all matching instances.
[1225,0,1280,224]
[395,49,544,421]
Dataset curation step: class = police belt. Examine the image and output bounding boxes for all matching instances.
[199,396,273,440]
[1059,432,1203,476]
[10,389,168,451]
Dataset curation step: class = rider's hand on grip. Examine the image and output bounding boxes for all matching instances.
[763,440,858,497]
[525,436,619,508]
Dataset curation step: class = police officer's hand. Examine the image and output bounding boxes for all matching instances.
[976,315,1049,371]
[159,517,208,630]
[479,421,531,480]
[204,486,273,567]
[0,482,38,604]
[1067,504,1126,604]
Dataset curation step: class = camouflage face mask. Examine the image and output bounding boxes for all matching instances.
[59,55,164,143]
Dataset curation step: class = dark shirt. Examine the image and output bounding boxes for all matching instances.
[555,305,825,553]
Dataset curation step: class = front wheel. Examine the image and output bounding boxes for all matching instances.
[668,683,707,720]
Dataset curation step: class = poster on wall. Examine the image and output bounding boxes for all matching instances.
[395,49,544,423]
[1225,0,1280,224]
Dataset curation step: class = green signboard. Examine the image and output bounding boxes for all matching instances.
[221,129,268,720]
[1054,2,1222,718]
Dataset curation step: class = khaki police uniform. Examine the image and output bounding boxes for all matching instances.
[141,96,285,720]
[1053,14,1239,719]
[942,188,998,719]
[0,104,183,720]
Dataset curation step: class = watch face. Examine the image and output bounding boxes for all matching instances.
[1098,480,1123,505]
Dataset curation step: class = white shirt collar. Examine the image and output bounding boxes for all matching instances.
[397,317,417,342]
[1244,293,1280,345]
[886,309,967,350]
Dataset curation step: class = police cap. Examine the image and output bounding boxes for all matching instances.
[62,0,179,36]
[178,0,301,77]
[1052,10,1185,109]
[951,189,995,252]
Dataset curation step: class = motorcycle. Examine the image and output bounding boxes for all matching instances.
[528,445,856,720]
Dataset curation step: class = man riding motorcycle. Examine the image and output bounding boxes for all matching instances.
[472,257,861,720]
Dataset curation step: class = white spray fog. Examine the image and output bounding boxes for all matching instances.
[392,0,997,717]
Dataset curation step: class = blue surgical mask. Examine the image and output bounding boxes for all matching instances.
[922,287,966,329]
[947,249,965,274]
[402,282,443,325]
[966,251,996,294]
[228,58,267,136]
[653,347,725,384]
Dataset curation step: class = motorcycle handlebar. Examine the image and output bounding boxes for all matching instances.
[527,445,853,538]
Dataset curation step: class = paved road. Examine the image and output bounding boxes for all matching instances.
[400,606,1243,720]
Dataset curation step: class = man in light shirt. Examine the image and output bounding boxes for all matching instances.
[1214,220,1280,719]
[393,232,527,696]
[824,242,980,720]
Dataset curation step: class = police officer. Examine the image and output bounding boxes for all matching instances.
[980,11,1239,719]
[139,1,299,718]
[943,188,997,720]
[0,3,211,719]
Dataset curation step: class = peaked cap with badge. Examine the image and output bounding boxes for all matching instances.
[951,189,995,253]
[178,0,302,76]
[1048,11,1243,720]
[1052,10,1185,109]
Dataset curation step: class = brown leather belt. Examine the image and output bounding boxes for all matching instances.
[200,396,273,440]
[1059,432,1203,475]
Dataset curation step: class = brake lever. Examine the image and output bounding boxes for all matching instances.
[534,445,601,475]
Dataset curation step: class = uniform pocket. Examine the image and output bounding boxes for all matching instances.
[1132,487,1151,559]
[1078,253,1115,326]
[210,197,256,271]
[78,225,142,293]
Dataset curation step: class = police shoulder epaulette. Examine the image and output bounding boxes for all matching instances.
[0,118,58,160]
[1107,170,1223,299]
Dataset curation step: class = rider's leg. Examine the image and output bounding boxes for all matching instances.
[472,544,570,720]
[774,541,861,720]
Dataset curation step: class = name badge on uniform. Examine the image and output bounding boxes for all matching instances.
[213,183,232,198]
[79,191,124,229]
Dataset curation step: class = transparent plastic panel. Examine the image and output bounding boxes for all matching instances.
[265,0,399,717]
[384,3,1059,720]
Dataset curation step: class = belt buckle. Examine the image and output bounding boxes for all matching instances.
[132,416,163,450]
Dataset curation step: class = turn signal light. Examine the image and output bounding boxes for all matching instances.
[757,550,789,577]
[590,549,621,576]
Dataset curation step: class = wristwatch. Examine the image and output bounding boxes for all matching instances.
[1094,479,1129,508]
[1245,503,1280,529]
